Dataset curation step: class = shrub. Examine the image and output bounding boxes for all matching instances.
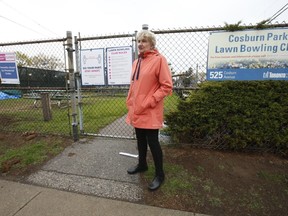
[166,81,288,157]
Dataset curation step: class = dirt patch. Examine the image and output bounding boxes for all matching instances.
[0,132,287,216]
[0,131,72,180]
[142,145,288,216]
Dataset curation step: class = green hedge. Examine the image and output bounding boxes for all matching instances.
[166,81,288,157]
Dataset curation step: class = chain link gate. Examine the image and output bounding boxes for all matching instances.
[74,26,211,139]
[74,32,136,139]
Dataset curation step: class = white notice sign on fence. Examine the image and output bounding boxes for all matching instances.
[106,46,132,85]
[80,49,105,85]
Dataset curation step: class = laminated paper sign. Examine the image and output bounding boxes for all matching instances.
[0,52,20,84]
[80,49,105,85]
[106,46,132,85]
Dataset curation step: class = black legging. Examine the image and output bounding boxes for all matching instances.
[135,128,164,177]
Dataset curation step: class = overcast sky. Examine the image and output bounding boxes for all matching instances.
[0,0,287,42]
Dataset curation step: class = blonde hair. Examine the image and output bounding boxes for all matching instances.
[136,30,156,49]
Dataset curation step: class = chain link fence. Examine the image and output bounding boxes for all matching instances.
[1,22,287,147]
[0,37,72,136]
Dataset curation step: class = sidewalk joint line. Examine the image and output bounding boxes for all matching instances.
[12,191,42,216]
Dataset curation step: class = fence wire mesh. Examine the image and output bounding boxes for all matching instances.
[0,38,72,136]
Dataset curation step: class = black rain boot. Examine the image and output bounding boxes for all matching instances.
[148,175,165,190]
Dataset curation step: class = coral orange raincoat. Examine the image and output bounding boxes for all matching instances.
[126,49,173,129]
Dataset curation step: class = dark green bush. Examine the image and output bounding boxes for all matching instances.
[166,81,288,157]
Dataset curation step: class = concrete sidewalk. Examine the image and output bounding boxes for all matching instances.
[0,179,206,216]
[0,136,209,216]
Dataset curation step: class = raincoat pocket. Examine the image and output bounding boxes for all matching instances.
[134,95,154,115]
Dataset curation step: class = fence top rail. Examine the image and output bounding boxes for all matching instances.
[76,23,288,41]
[0,37,67,46]
[151,23,288,34]
[77,33,135,42]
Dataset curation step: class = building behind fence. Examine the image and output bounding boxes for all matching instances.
[0,22,287,149]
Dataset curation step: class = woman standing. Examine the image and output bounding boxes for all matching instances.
[126,29,173,191]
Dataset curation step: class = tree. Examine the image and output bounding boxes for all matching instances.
[16,51,33,67]
[30,53,64,70]
[16,52,64,70]
[176,67,195,87]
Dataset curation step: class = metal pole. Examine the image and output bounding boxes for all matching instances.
[134,30,138,61]
[142,24,149,30]
[74,36,84,134]
[66,31,79,141]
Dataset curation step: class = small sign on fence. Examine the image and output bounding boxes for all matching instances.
[106,46,132,85]
[80,46,132,86]
[0,52,20,84]
[80,48,105,85]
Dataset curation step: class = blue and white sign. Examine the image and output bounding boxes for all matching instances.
[0,52,20,84]
[207,28,288,81]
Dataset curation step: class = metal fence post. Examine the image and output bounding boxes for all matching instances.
[74,36,84,134]
[66,31,79,141]
[134,30,138,61]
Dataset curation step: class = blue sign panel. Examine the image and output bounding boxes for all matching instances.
[207,68,288,80]
[0,62,18,79]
